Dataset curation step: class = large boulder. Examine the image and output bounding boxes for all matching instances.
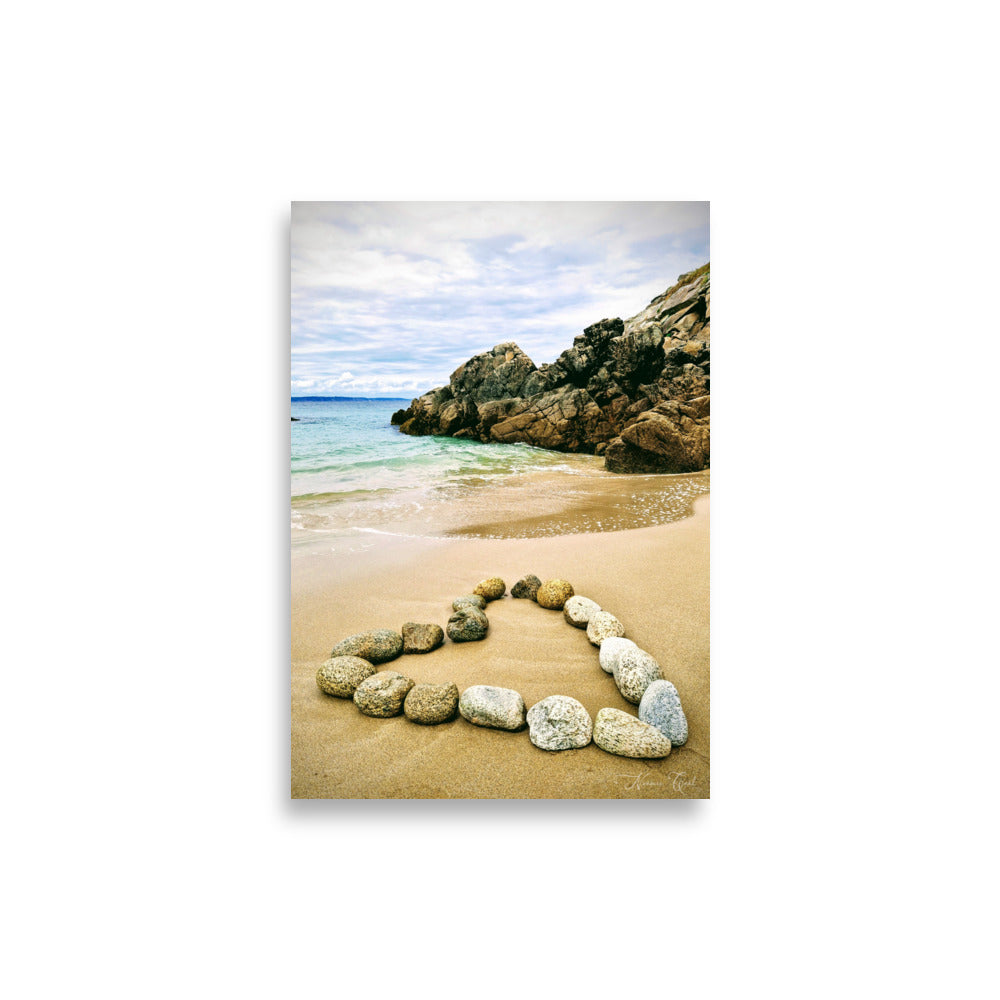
[393,265,709,471]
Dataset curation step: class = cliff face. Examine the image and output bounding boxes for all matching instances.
[392,264,710,473]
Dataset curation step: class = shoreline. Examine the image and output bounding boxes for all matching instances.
[291,494,710,799]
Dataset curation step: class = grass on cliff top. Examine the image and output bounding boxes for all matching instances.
[657,262,710,304]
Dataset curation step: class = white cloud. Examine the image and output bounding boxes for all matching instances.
[291,201,708,396]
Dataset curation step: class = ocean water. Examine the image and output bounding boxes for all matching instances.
[291,396,710,549]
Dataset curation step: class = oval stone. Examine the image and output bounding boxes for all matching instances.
[447,606,489,642]
[537,579,574,610]
[613,647,661,704]
[593,707,672,759]
[330,628,403,664]
[527,695,593,751]
[353,671,415,717]
[638,679,689,746]
[402,622,445,654]
[404,682,460,725]
[586,611,626,647]
[453,594,487,612]
[473,577,506,602]
[316,655,377,698]
[563,595,601,628]
[458,685,526,731]
[511,575,542,600]
[598,636,638,675]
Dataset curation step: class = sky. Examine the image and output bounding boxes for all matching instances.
[291,202,709,398]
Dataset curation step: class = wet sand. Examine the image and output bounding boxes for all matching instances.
[291,492,709,799]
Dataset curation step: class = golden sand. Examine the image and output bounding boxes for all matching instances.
[291,495,709,799]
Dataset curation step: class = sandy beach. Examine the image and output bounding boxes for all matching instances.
[291,491,709,799]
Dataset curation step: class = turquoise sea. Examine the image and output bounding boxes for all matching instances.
[290,396,710,550]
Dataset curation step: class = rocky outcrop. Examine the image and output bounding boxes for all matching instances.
[392,264,710,472]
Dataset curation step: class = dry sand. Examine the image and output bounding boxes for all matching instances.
[291,494,709,799]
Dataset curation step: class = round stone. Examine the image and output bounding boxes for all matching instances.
[458,685,526,731]
[598,636,638,674]
[586,611,626,647]
[563,595,601,628]
[593,707,672,759]
[473,577,506,602]
[330,629,403,664]
[453,594,487,612]
[537,579,575,610]
[613,647,661,704]
[316,655,377,698]
[527,695,593,750]
[638,679,689,746]
[447,606,489,642]
[511,575,542,600]
[404,682,460,725]
[402,622,445,654]
[353,671,415,717]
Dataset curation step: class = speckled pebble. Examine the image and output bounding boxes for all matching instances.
[527,695,593,750]
[613,647,662,704]
[473,577,506,602]
[593,707,672,758]
[563,595,601,628]
[330,628,403,664]
[537,579,575,610]
[447,606,489,642]
[353,671,415,717]
[404,682,460,725]
[453,594,487,612]
[459,685,526,731]
[638,679,689,746]
[316,656,377,698]
[401,622,444,654]
[598,636,638,674]
[511,575,542,600]
[586,611,626,647]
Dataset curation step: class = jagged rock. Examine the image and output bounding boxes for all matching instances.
[586,611,625,647]
[330,629,403,664]
[453,594,487,612]
[537,579,575,610]
[316,656,377,698]
[511,575,542,600]
[638,679,689,746]
[473,577,506,601]
[563,595,601,628]
[353,671,415,717]
[593,708,672,759]
[404,682,460,724]
[392,265,710,473]
[527,696,593,751]
[459,685,527,731]
[612,647,661,704]
[605,400,710,474]
[447,606,489,642]
[401,622,444,654]
[598,636,638,674]
[490,386,614,453]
